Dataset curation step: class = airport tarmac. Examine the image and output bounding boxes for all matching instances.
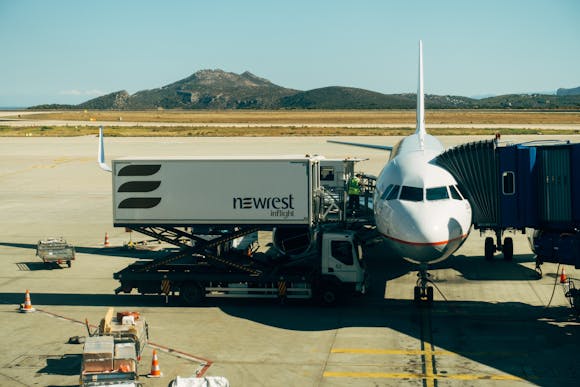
[0,134,578,386]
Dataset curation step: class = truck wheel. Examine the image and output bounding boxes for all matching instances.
[320,288,338,306]
[67,260,72,268]
[180,283,204,306]
[484,237,494,261]
[503,237,513,261]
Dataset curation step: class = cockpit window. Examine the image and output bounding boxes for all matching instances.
[455,184,467,199]
[449,185,463,200]
[426,186,449,201]
[399,186,423,202]
[380,184,394,200]
[386,185,400,200]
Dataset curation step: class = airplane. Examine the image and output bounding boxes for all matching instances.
[329,41,473,303]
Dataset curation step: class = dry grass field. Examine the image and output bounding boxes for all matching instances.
[2,109,580,136]
[2,126,578,137]
[21,109,580,124]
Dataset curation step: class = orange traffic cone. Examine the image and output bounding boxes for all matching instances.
[560,268,567,284]
[147,349,162,378]
[104,232,110,247]
[19,289,36,313]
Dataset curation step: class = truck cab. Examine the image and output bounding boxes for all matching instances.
[319,230,367,304]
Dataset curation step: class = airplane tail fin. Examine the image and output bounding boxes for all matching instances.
[416,40,426,149]
[98,126,112,172]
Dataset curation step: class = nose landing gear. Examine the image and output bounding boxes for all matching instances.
[414,264,434,305]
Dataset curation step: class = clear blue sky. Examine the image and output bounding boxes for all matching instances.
[1,0,579,106]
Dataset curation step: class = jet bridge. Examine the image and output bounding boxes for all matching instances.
[436,139,580,270]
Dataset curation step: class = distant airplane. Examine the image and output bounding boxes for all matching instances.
[329,41,473,303]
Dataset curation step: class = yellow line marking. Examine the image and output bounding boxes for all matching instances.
[331,348,526,356]
[323,372,524,381]
[331,348,452,355]
[421,309,435,387]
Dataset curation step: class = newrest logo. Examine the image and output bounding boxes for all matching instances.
[233,194,295,209]
[233,194,296,218]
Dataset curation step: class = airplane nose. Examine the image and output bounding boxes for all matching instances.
[385,201,470,264]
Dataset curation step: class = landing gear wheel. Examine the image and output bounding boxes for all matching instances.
[413,286,421,304]
[503,237,513,261]
[484,237,495,261]
[413,286,434,305]
[180,282,204,306]
[67,260,72,268]
[427,286,434,304]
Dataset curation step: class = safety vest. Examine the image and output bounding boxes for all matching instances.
[348,177,361,195]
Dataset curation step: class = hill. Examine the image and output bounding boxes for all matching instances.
[476,93,580,109]
[28,70,580,110]
[279,87,415,109]
[557,86,580,96]
[80,70,297,110]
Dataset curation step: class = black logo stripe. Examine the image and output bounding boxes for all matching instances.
[119,197,161,209]
[118,164,161,176]
[118,181,161,193]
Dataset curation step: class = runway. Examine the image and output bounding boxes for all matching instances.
[0,135,578,386]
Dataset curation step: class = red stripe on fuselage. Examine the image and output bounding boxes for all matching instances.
[382,233,468,246]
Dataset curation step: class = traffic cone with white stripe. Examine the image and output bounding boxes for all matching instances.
[147,349,162,378]
[560,268,567,284]
[104,232,110,247]
[19,289,35,313]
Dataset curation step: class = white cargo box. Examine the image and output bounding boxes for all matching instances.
[112,156,321,226]
[83,336,114,372]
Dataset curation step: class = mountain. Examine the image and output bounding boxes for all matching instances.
[557,86,580,96]
[78,70,297,110]
[78,90,130,109]
[28,70,580,110]
[280,87,414,109]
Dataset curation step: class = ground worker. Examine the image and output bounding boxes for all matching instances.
[348,173,362,211]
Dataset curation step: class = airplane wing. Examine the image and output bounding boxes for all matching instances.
[327,140,393,151]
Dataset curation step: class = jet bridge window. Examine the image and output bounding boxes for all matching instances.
[331,240,354,265]
[502,171,515,195]
[426,186,449,201]
[399,186,423,202]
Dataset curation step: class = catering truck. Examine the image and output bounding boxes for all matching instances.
[109,155,369,305]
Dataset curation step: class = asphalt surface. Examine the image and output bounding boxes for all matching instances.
[0,135,578,386]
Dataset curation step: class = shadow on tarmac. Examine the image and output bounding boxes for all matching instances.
[366,240,541,282]
[3,240,577,385]
[2,292,578,386]
[37,354,81,376]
